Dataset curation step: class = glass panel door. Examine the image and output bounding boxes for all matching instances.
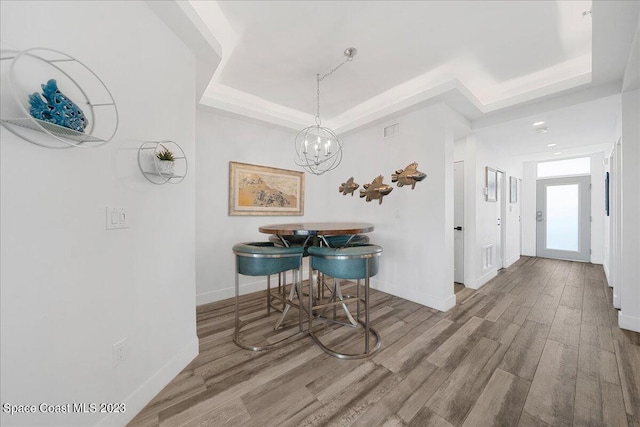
[545,184,579,251]
[536,176,590,261]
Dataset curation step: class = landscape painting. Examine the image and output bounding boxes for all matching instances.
[229,162,305,216]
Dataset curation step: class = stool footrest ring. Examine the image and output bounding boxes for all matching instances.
[309,321,381,360]
[234,313,308,352]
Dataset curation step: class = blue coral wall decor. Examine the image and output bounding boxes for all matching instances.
[28,79,88,132]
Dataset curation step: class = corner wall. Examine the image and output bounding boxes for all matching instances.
[196,103,457,312]
[0,2,198,426]
[459,133,522,290]
[618,86,640,331]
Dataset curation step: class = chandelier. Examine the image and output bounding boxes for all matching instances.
[295,47,357,175]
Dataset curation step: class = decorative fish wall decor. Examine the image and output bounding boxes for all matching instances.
[391,162,426,189]
[360,175,393,205]
[339,177,360,196]
[29,79,88,132]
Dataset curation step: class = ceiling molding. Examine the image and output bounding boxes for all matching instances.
[145,0,221,98]
[150,0,638,135]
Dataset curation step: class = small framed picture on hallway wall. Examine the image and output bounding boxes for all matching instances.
[486,167,497,202]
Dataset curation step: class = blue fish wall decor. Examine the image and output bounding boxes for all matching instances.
[29,79,88,132]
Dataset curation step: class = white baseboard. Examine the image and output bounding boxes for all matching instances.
[197,281,262,305]
[603,263,610,285]
[618,312,640,333]
[440,293,457,311]
[404,292,456,312]
[505,255,520,268]
[467,268,497,290]
[371,279,455,312]
[197,269,310,306]
[97,336,199,427]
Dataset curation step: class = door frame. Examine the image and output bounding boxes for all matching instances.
[536,175,591,261]
[496,169,507,270]
[453,161,464,284]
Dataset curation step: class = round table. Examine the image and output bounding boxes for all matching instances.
[259,221,374,237]
[259,222,379,359]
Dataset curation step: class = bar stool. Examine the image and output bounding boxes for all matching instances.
[322,234,369,248]
[232,242,305,351]
[315,234,371,323]
[268,234,312,326]
[308,244,383,359]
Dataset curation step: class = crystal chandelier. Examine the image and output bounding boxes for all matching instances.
[295,47,357,175]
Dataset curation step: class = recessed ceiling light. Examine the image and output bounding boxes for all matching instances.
[547,143,557,147]
[554,152,563,155]
[536,127,548,134]
[533,121,545,127]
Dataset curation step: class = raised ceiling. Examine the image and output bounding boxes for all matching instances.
[152,1,638,137]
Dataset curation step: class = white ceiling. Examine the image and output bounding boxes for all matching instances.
[211,0,593,112]
[151,0,639,154]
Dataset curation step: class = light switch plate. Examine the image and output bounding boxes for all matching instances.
[106,206,128,230]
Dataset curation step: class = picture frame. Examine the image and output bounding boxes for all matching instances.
[485,167,497,202]
[229,161,305,216]
[509,176,518,203]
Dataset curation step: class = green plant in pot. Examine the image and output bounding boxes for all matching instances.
[156,145,175,175]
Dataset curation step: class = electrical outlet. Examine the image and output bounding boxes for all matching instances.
[112,338,127,367]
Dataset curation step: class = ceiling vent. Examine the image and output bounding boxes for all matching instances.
[384,123,400,138]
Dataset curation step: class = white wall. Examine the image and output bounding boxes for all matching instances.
[604,11,640,333]
[0,2,198,426]
[591,153,606,264]
[459,132,522,289]
[603,11,640,333]
[196,103,457,311]
[195,108,300,303]
[618,89,640,332]
[618,11,640,333]
[522,161,537,256]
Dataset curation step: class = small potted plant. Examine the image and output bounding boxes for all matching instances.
[155,145,175,175]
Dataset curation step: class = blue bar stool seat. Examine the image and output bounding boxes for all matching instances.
[232,242,305,351]
[322,234,369,248]
[308,244,383,359]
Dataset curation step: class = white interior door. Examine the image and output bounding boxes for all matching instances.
[536,176,591,261]
[454,161,464,284]
[496,170,505,269]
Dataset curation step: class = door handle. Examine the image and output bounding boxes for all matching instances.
[454,226,462,231]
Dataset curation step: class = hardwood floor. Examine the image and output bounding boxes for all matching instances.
[128,257,640,427]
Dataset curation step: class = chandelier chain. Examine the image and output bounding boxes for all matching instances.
[295,47,356,175]
[316,74,321,124]
[316,54,354,123]
[318,55,353,82]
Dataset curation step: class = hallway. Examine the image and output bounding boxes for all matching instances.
[129,257,640,426]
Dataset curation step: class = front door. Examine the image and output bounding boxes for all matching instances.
[536,176,591,261]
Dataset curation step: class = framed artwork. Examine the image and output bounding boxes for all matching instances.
[509,176,518,203]
[486,167,497,202]
[229,161,305,216]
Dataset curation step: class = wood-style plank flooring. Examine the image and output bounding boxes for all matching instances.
[128,257,640,427]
